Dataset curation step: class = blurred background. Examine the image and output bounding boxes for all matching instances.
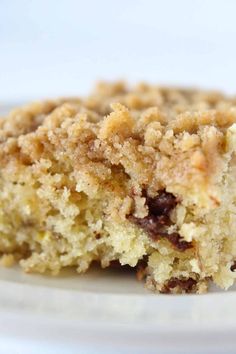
[0,0,236,102]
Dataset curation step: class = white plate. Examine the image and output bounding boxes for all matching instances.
[1,104,236,354]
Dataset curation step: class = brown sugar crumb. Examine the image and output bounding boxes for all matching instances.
[145,190,177,216]
[161,277,197,294]
[136,256,148,281]
[230,261,236,272]
[163,232,193,251]
[129,190,193,251]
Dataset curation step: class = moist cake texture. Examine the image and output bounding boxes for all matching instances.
[1,82,236,293]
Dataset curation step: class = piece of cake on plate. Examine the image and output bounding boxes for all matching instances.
[1,82,236,294]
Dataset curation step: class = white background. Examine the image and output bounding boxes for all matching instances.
[1,0,236,102]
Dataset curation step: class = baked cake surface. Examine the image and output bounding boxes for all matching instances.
[1,82,236,293]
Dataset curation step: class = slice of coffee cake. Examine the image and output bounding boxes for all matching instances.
[1,82,236,294]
